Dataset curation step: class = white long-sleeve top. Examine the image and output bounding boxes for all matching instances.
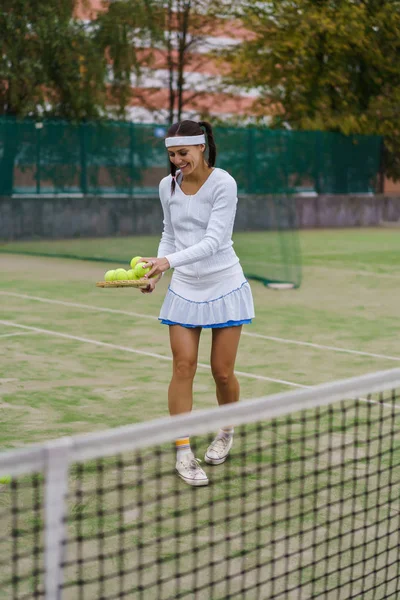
[157,168,240,278]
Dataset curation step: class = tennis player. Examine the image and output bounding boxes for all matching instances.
[141,120,255,486]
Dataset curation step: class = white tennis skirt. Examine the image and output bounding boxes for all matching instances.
[159,263,255,329]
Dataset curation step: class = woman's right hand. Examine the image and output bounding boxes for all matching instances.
[140,273,162,294]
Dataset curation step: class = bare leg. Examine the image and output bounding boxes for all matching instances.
[169,325,209,485]
[168,325,202,416]
[210,326,242,407]
[204,326,243,465]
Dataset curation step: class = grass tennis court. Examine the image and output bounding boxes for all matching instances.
[1,227,400,449]
[1,227,400,599]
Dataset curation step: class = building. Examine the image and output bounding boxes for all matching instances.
[76,0,262,124]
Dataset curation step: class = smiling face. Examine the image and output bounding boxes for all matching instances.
[167,144,206,176]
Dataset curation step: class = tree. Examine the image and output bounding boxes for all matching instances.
[0,0,106,120]
[95,0,163,118]
[165,0,218,123]
[0,0,159,194]
[222,0,400,182]
[112,0,221,124]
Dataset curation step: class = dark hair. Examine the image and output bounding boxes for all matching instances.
[166,120,217,194]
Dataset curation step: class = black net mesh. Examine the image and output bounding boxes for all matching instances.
[0,475,45,599]
[1,389,400,599]
[62,390,400,599]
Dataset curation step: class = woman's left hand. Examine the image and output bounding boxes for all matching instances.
[141,257,170,279]
[140,273,162,294]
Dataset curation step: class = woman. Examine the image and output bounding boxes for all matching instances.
[141,120,255,487]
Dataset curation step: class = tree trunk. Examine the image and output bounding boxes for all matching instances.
[167,0,176,124]
[177,1,190,122]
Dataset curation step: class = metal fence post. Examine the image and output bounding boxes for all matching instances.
[79,124,88,195]
[247,128,254,194]
[378,137,385,194]
[314,131,323,195]
[35,122,43,195]
[44,437,72,600]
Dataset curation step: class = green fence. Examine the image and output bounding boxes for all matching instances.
[0,117,382,196]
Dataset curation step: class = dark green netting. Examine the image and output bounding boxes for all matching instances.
[0,118,382,288]
[216,127,381,195]
[0,119,166,196]
[0,227,302,289]
[0,118,381,196]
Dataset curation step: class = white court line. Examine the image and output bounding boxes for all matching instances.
[2,320,398,411]
[0,292,155,321]
[243,260,400,280]
[242,332,400,362]
[0,320,299,388]
[1,291,399,363]
[0,331,39,339]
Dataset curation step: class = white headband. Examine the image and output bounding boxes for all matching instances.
[165,134,205,148]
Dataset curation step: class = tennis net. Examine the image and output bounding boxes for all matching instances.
[1,369,400,599]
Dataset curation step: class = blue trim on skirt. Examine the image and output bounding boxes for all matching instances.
[159,318,252,329]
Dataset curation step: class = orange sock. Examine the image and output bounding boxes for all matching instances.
[175,436,191,458]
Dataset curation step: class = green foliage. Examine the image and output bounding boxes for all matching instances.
[223,0,400,180]
[0,0,161,120]
[0,0,105,119]
[0,0,161,194]
[0,0,217,125]
[95,0,163,118]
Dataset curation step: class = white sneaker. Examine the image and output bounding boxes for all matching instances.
[204,435,233,465]
[176,452,209,486]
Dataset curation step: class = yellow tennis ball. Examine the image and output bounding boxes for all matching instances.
[130,256,142,269]
[115,269,128,280]
[126,269,136,280]
[0,475,11,484]
[104,270,116,282]
[133,262,150,279]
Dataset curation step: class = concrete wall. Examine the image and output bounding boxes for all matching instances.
[295,195,400,228]
[1,194,400,240]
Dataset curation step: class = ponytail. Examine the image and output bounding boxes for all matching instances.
[170,161,177,195]
[198,121,217,167]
